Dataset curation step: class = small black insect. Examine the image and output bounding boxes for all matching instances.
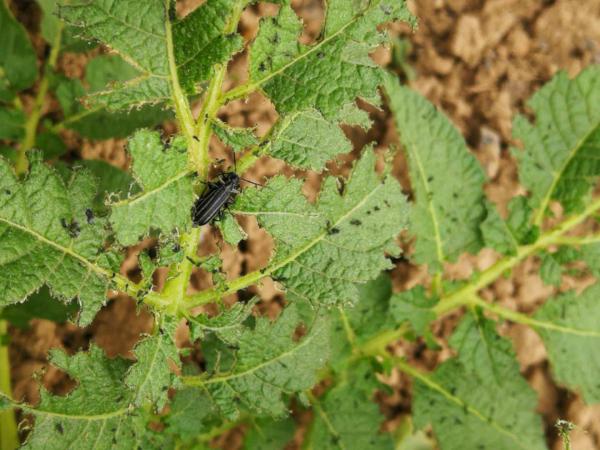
[85,208,94,224]
[60,218,80,238]
[191,172,241,226]
[191,152,261,226]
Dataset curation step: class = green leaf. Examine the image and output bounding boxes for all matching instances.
[337,102,373,130]
[52,55,171,139]
[329,275,394,371]
[188,304,329,419]
[217,213,247,246]
[243,417,295,450]
[269,109,352,171]
[58,0,171,108]
[8,346,159,449]
[164,388,219,440]
[59,0,243,108]
[391,286,437,336]
[306,362,394,450]
[109,130,194,246]
[0,145,17,163]
[189,298,257,345]
[480,201,518,256]
[234,149,408,307]
[535,282,600,403]
[248,0,415,119]
[0,286,78,329]
[213,121,259,152]
[0,0,37,98]
[344,274,394,341]
[481,196,539,256]
[37,0,94,52]
[505,196,538,244]
[384,76,486,272]
[581,242,600,276]
[172,0,243,93]
[412,313,546,450]
[0,155,111,325]
[539,252,562,287]
[76,159,135,210]
[513,66,600,218]
[0,108,25,140]
[35,131,67,160]
[125,318,181,411]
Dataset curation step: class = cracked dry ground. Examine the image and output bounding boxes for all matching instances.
[6,0,600,449]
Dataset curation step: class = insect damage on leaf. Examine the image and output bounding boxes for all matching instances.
[513,66,600,219]
[535,282,600,403]
[4,345,165,449]
[59,0,244,109]
[306,362,395,450]
[247,0,415,119]
[233,149,409,307]
[125,317,181,411]
[184,303,329,419]
[109,130,194,246]
[51,55,172,139]
[0,154,112,325]
[413,313,546,450]
[384,75,486,273]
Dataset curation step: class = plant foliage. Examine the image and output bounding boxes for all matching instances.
[1,1,600,449]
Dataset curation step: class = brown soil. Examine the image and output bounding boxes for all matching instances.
[6,0,600,449]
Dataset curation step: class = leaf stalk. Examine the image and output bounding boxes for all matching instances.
[14,20,63,175]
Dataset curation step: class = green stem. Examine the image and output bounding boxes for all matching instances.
[471,295,600,337]
[194,66,225,180]
[159,227,202,315]
[14,20,63,175]
[435,195,600,315]
[0,320,18,450]
[354,324,410,359]
[159,1,245,311]
[164,14,199,170]
[185,195,600,311]
[552,234,600,246]
[1,21,66,449]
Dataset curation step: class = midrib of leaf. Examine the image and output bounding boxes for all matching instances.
[220,5,369,103]
[0,216,109,278]
[408,144,445,269]
[436,195,600,315]
[158,0,245,311]
[394,358,529,450]
[308,392,347,450]
[51,105,103,132]
[338,308,357,350]
[109,169,191,207]
[0,392,129,421]
[0,215,156,303]
[132,337,164,402]
[182,318,321,386]
[471,296,600,338]
[473,318,503,383]
[533,120,600,226]
[163,3,199,163]
[186,182,386,307]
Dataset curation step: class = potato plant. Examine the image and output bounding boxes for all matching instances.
[1,1,600,449]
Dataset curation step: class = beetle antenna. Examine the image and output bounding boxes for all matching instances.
[240,177,264,187]
[232,149,237,172]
